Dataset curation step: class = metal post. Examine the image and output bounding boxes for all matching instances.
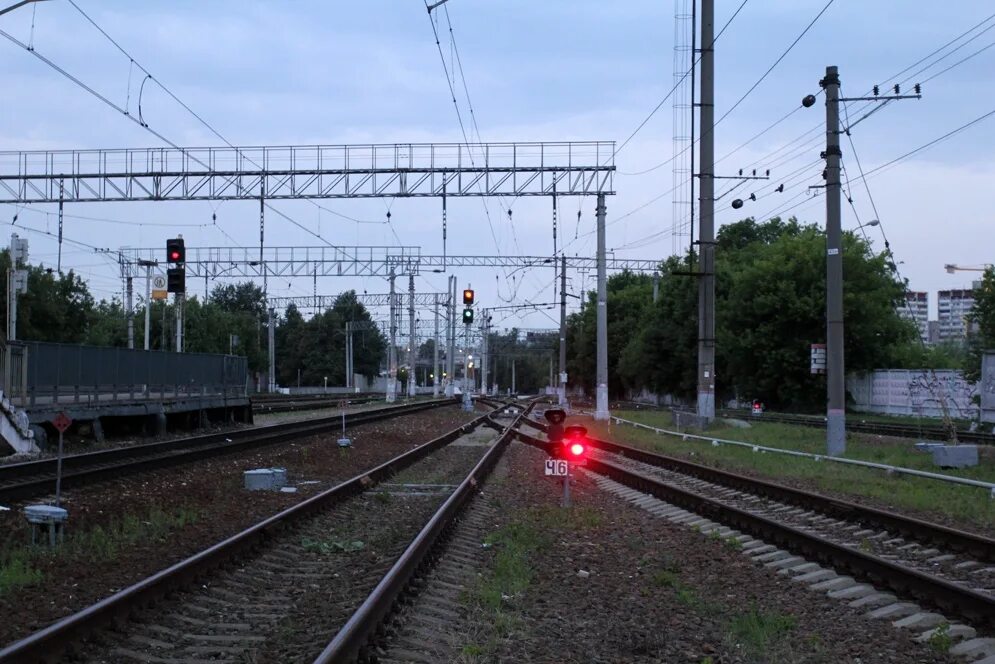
[408,275,416,397]
[175,293,184,353]
[259,184,265,263]
[512,358,516,394]
[56,179,64,274]
[823,64,846,457]
[144,265,151,351]
[697,0,717,423]
[653,271,660,303]
[433,294,440,397]
[559,254,567,406]
[54,429,64,508]
[387,270,397,403]
[562,471,571,508]
[594,193,609,420]
[126,276,134,350]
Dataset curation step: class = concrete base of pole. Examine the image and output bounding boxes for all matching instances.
[594,384,609,421]
[386,381,397,403]
[558,386,566,406]
[827,409,846,456]
[445,384,454,398]
[697,391,716,421]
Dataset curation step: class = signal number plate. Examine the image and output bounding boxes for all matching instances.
[544,459,568,477]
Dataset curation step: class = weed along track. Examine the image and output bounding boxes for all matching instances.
[0,401,520,663]
[512,416,995,660]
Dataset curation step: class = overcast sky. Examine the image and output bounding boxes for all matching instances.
[2,0,993,328]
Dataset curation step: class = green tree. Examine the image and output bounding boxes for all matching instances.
[0,250,95,343]
[965,266,995,381]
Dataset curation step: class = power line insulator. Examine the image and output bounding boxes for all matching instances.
[914,83,921,95]
[894,84,900,94]
[873,85,879,96]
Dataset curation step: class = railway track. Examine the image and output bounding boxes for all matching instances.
[514,416,995,635]
[605,400,995,445]
[0,400,528,663]
[0,398,456,504]
[250,393,385,415]
[716,408,995,446]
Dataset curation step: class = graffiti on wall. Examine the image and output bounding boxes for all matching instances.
[983,353,995,423]
[906,371,978,420]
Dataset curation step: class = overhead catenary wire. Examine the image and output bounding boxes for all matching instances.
[622,8,995,253]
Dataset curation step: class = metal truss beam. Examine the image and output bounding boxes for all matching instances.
[0,142,615,203]
[116,246,659,277]
[268,292,449,310]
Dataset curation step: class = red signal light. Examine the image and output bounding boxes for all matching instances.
[569,442,585,457]
[169,250,181,261]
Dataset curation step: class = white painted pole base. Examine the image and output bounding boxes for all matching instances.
[697,391,715,422]
[594,384,609,421]
[827,409,846,457]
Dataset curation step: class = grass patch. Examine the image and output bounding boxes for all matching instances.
[727,606,797,656]
[588,411,995,531]
[0,555,43,595]
[927,622,952,653]
[459,512,553,659]
[476,521,543,612]
[0,504,201,597]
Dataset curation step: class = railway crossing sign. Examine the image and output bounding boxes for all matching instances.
[151,275,168,301]
[544,459,568,476]
[52,412,72,433]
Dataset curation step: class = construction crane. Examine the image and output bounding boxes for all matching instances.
[944,263,992,274]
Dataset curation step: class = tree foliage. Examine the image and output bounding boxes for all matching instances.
[965,266,995,381]
[567,217,919,409]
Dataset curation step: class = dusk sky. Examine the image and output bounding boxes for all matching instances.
[2,0,993,327]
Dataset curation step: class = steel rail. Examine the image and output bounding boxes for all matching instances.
[0,406,498,664]
[513,425,995,628]
[716,408,995,445]
[0,399,455,503]
[525,417,995,561]
[315,403,534,663]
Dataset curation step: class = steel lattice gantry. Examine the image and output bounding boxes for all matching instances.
[268,292,450,310]
[0,142,614,203]
[115,246,660,278]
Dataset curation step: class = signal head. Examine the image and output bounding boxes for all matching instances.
[463,288,475,305]
[462,307,474,324]
[166,237,186,263]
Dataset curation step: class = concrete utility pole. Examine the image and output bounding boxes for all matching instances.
[267,307,276,392]
[143,264,151,350]
[823,65,846,457]
[126,276,134,350]
[451,276,458,396]
[697,0,717,422]
[653,271,660,303]
[345,322,352,389]
[559,254,567,406]
[408,275,416,397]
[512,358,516,395]
[594,193,609,420]
[433,294,440,397]
[480,312,488,397]
[387,269,397,403]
